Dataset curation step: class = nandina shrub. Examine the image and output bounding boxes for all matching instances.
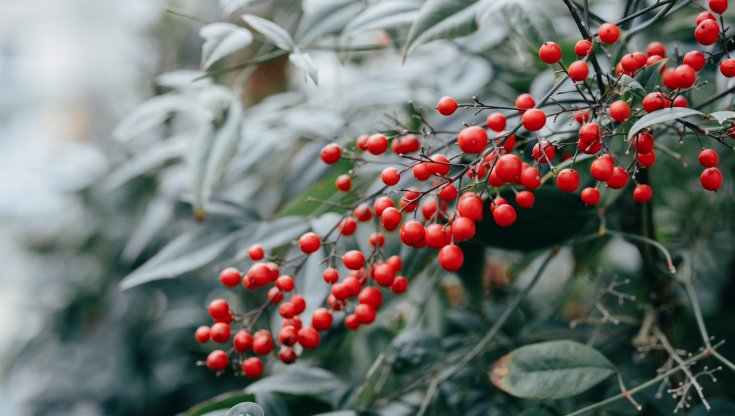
[111,1,735,415]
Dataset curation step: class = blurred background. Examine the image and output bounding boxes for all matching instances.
[1,1,734,415]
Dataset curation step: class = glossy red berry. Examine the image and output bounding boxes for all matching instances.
[322,268,339,284]
[698,149,719,167]
[338,217,357,236]
[568,61,589,81]
[492,204,516,227]
[242,357,263,378]
[437,96,458,116]
[674,64,697,89]
[574,39,593,56]
[695,19,720,46]
[342,250,366,270]
[581,187,601,205]
[298,327,321,349]
[424,223,450,249]
[311,308,333,331]
[381,167,400,186]
[345,314,360,330]
[387,255,402,272]
[279,346,297,364]
[206,350,228,372]
[276,275,295,292]
[556,169,580,193]
[539,41,562,64]
[642,92,669,113]
[210,322,231,344]
[579,123,601,143]
[457,126,488,154]
[400,221,425,246]
[590,157,614,181]
[701,167,723,191]
[457,194,483,221]
[355,304,377,324]
[358,287,383,309]
[606,167,629,189]
[353,203,372,222]
[486,112,507,131]
[697,11,717,24]
[495,154,523,182]
[366,134,389,155]
[233,330,253,352]
[684,51,706,71]
[638,151,657,168]
[646,41,666,57]
[621,53,642,73]
[298,232,321,254]
[522,109,546,131]
[320,144,341,164]
[438,245,464,272]
[673,96,688,108]
[335,174,352,192]
[531,140,555,164]
[373,263,396,287]
[219,267,240,287]
[721,59,735,77]
[208,299,230,321]
[633,132,654,154]
[633,184,653,202]
[252,330,274,355]
[369,232,385,248]
[609,100,631,122]
[710,0,728,14]
[391,276,408,294]
[452,217,476,241]
[521,166,541,190]
[598,23,620,44]
[515,93,535,112]
[438,183,458,201]
[195,326,211,343]
[392,135,421,155]
[515,191,535,208]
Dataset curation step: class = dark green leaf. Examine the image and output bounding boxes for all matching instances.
[390,329,444,374]
[632,58,667,92]
[489,340,615,399]
[627,107,703,140]
[186,392,256,416]
[403,0,479,58]
[245,366,348,396]
[253,392,288,416]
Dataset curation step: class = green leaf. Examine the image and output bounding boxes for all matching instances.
[390,329,444,374]
[102,136,186,190]
[474,187,595,251]
[633,58,667,92]
[627,107,704,140]
[489,340,615,400]
[403,0,480,59]
[186,391,256,416]
[226,402,264,416]
[113,95,191,141]
[250,216,311,251]
[200,23,253,69]
[119,226,246,290]
[344,1,421,34]
[709,110,735,124]
[245,366,348,396]
[241,14,295,51]
[289,52,319,85]
[456,242,486,307]
[254,392,288,416]
[296,0,365,46]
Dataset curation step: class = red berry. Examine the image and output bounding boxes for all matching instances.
[297,327,321,349]
[457,194,483,221]
[438,245,464,272]
[521,166,542,190]
[355,304,377,324]
[342,250,366,270]
[568,60,589,81]
[697,11,717,24]
[247,245,265,261]
[556,169,580,193]
[574,39,593,56]
[638,151,657,168]
[387,255,403,272]
[710,0,728,14]
[298,232,321,254]
[400,220,425,246]
[522,109,547,131]
[320,144,341,164]
[373,263,396,287]
[373,196,395,217]
[642,92,669,113]
[515,94,535,112]
[701,167,723,191]
[684,51,706,71]
[356,134,369,151]
[633,184,653,202]
[633,132,654,154]
[381,167,401,186]
[391,276,408,294]
[322,268,339,284]
[438,183,458,201]
[234,330,253,352]
[492,204,516,227]
[590,157,614,181]
[662,68,678,90]
[646,55,666,69]
[452,217,476,241]
[457,126,488,154]
[381,207,402,228]
[369,232,385,248]
[242,357,263,378]
[279,346,297,364]
[311,308,333,331]
[486,112,507,131]
[698,149,719,167]
[211,322,231,344]
[358,287,383,309]
[598,23,620,44]
[276,275,295,292]
[674,64,697,89]
[290,295,306,315]
[345,314,360,330]
[424,223,450,249]
[338,217,357,236]
[437,96,458,116]
[495,154,522,182]
[673,96,688,108]
[252,330,274,355]
[695,19,720,46]
[206,350,228,372]
[208,299,230,321]
[581,187,601,205]
[219,267,240,287]
[428,154,451,177]
[335,174,352,192]
[606,167,629,189]
[578,137,602,155]
[609,100,631,122]
[646,41,666,57]
[392,135,421,155]
[279,302,296,319]
[579,123,601,143]
[366,134,389,155]
[195,326,211,343]
[267,287,283,303]
[621,53,642,72]
[516,191,535,208]
[721,59,735,77]
[539,41,562,64]
[353,203,372,222]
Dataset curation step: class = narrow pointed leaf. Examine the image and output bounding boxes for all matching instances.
[289,52,318,84]
[709,110,735,124]
[403,0,479,58]
[200,23,253,69]
[627,107,703,140]
[242,14,295,51]
[344,1,421,34]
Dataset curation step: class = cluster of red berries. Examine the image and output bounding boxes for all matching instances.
[196,2,731,381]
